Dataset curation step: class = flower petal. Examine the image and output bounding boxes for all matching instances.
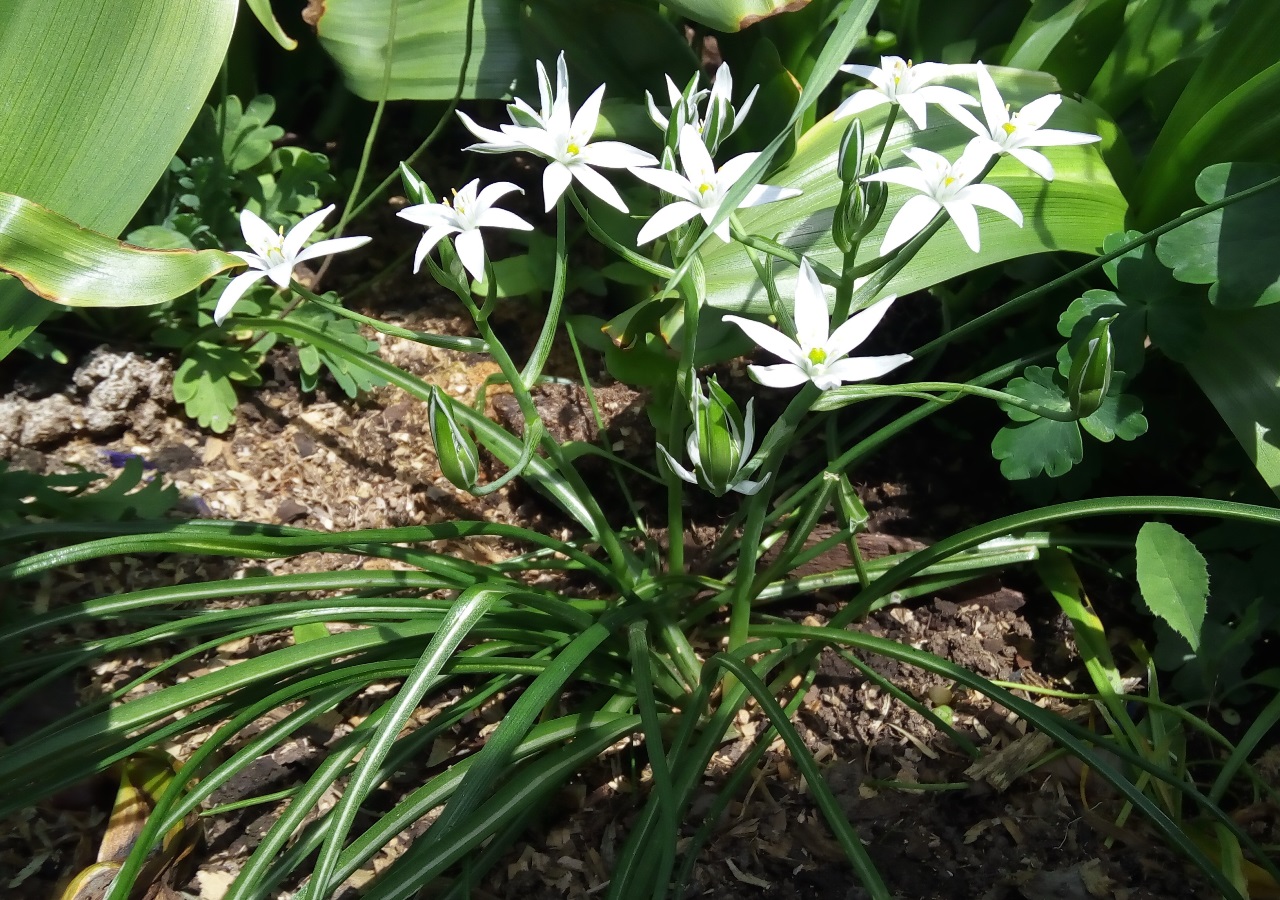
[791,259,830,353]
[1009,147,1055,181]
[822,353,913,384]
[230,250,269,270]
[862,164,929,193]
[656,443,698,485]
[746,362,810,389]
[457,111,523,149]
[578,141,658,169]
[238,208,278,257]
[475,181,525,208]
[958,183,1023,225]
[741,183,802,208]
[896,94,930,129]
[542,162,573,211]
[881,194,941,253]
[832,90,888,121]
[636,201,700,244]
[454,228,487,282]
[292,235,372,265]
[413,225,456,273]
[677,124,716,180]
[1016,94,1062,130]
[397,203,452,228]
[282,205,336,259]
[474,207,535,232]
[572,84,607,141]
[570,163,629,212]
[724,314,806,368]
[975,63,1005,134]
[826,295,896,360]
[1024,127,1100,147]
[631,165,700,201]
[214,270,267,325]
[944,198,982,251]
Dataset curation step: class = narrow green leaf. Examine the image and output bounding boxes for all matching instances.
[654,0,806,32]
[1136,522,1210,650]
[243,0,297,50]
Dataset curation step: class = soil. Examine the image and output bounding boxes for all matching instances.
[0,207,1225,899]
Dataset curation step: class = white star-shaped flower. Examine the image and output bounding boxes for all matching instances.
[457,53,657,213]
[861,146,1023,253]
[834,56,977,129]
[646,62,757,152]
[949,62,1101,181]
[724,258,912,391]
[396,178,533,282]
[215,205,370,325]
[630,125,801,245]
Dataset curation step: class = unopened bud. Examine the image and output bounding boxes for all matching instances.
[428,389,480,490]
[838,119,865,185]
[693,377,746,495]
[399,163,433,205]
[1067,315,1116,418]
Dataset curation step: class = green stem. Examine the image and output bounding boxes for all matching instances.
[520,195,568,386]
[909,170,1280,359]
[567,189,675,280]
[290,283,486,353]
[815,380,1079,421]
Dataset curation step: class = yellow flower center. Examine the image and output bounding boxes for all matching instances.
[698,182,713,195]
[566,142,580,156]
[1002,121,1017,136]
[807,347,827,365]
[943,175,955,187]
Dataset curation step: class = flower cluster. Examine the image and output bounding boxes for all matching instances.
[206,52,1102,499]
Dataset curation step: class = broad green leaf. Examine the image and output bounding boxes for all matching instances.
[314,0,523,100]
[520,0,697,101]
[0,0,238,356]
[1157,162,1280,309]
[1181,303,1280,498]
[0,194,238,307]
[701,66,1127,316]
[1136,521,1210,650]
[1135,0,1280,228]
[659,0,808,33]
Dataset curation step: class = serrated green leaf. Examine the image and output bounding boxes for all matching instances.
[1080,390,1148,442]
[1156,162,1280,309]
[992,416,1084,480]
[1002,365,1070,422]
[1055,289,1144,379]
[1100,229,1205,362]
[289,301,385,398]
[1136,521,1210,650]
[185,95,284,174]
[173,341,262,433]
[0,193,239,307]
[255,148,336,223]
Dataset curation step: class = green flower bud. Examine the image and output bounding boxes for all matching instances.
[1067,315,1116,418]
[693,377,746,495]
[399,162,433,205]
[838,119,866,186]
[858,157,889,240]
[428,388,480,490]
